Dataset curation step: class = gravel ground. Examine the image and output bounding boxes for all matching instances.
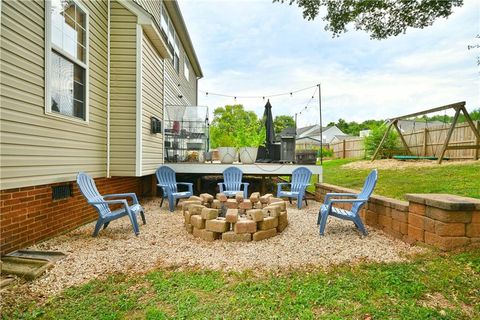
[343,159,479,170]
[16,199,422,296]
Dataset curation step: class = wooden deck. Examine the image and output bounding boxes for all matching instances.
[164,162,323,194]
[166,162,322,177]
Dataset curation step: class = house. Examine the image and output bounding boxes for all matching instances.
[0,0,202,254]
[329,135,356,144]
[295,125,345,149]
[396,120,444,133]
[359,129,371,138]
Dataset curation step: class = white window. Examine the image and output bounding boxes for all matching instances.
[160,5,168,36]
[160,5,180,74]
[173,35,180,73]
[184,58,190,81]
[45,0,89,121]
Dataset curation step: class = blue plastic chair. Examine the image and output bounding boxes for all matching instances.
[156,166,193,212]
[317,169,378,236]
[277,167,312,209]
[76,172,145,237]
[218,167,249,198]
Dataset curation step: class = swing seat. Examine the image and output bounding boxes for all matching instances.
[393,155,449,161]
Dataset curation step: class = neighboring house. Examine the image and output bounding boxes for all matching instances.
[359,129,371,138]
[329,135,356,144]
[0,0,202,254]
[295,125,345,149]
[396,120,444,133]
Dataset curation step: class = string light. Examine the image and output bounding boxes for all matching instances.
[297,86,318,116]
[199,84,317,99]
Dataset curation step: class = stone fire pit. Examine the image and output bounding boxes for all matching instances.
[182,192,288,242]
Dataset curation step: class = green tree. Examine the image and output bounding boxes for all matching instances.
[273,115,295,134]
[364,125,400,159]
[210,105,265,149]
[273,0,463,40]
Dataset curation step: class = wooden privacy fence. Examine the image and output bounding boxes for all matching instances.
[331,120,480,160]
[331,138,365,159]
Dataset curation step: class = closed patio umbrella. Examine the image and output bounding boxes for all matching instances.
[263,100,275,145]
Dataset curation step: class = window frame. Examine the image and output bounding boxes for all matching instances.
[160,4,181,74]
[45,0,90,123]
[184,56,190,81]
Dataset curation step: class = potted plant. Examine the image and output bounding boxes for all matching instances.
[216,135,238,164]
[236,118,265,164]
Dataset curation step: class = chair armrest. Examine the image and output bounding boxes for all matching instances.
[89,199,132,214]
[177,182,193,186]
[103,193,139,205]
[177,182,193,193]
[324,193,358,203]
[324,198,368,214]
[241,182,249,188]
[218,182,225,193]
[277,182,290,195]
[277,183,290,187]
[329,198,368,203]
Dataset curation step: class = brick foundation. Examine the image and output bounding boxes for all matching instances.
[1,176,151,255]
[316,183,480,250]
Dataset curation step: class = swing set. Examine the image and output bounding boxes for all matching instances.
[372,102,480,164]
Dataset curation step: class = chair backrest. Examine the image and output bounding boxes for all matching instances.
[352,169,378,213]
[156,166,178,193]
[222,167,243,192]
[77,172,111,216]
[291,167,312,192]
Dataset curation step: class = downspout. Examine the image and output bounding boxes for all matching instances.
[106,0,111,177]
[162,58,166,163]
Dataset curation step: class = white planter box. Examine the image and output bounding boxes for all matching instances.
[239,147,258,164]
[218,147,238,164]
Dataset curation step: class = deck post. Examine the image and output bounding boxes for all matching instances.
[151,175,157,196]
[196,176,202,195]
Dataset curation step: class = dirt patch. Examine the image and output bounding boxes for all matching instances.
[342,159,479,170]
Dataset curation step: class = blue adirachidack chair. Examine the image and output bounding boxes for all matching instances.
[218,167,249,198]
[317,169,378,236]
[156,166,193,212]
[277,167,312,209]
[77,172,146,236]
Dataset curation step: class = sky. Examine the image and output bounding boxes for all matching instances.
[179,0,479,127]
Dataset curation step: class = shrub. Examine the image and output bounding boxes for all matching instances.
[317,147,333,158]
[364,125,401,159]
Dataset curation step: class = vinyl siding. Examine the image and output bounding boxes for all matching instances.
[109,1,137,176]
[133,0,197,106]
[164,45,197,107]
[0,0,108,190]
[141,33,164,175]
[134,0,162,24]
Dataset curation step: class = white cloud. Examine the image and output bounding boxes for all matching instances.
[179,0,480,128]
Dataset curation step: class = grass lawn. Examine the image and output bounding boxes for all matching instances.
[5,249,479,319]
[317,159,480,200]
